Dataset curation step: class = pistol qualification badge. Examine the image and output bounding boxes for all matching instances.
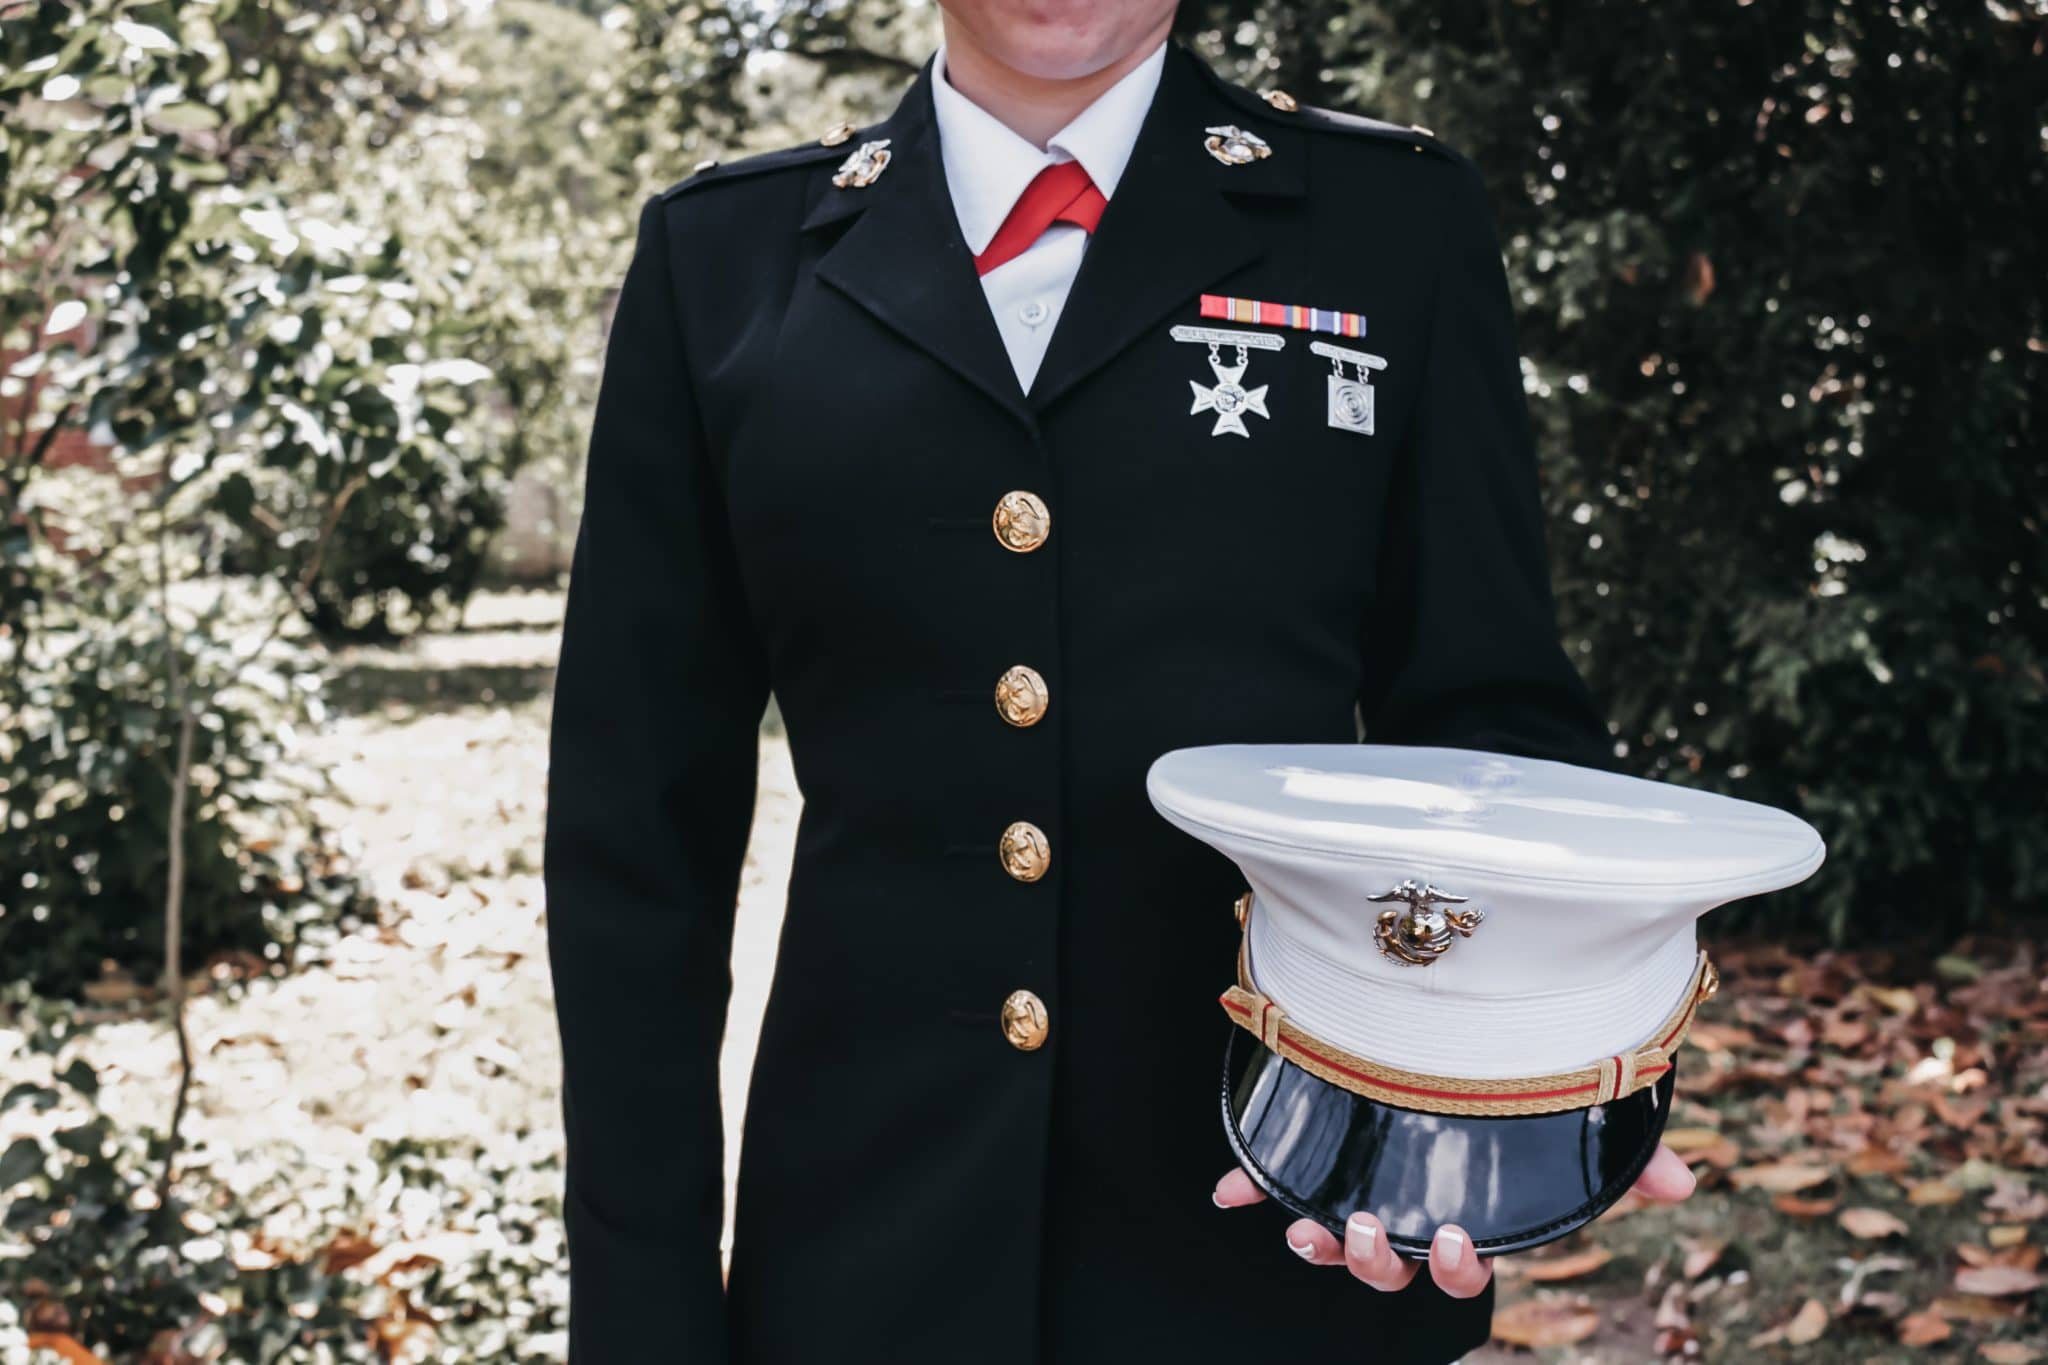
[1171,324,1284,438]
[1311,340,1389,437]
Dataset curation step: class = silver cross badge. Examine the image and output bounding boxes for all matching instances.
[1171,324,1283,438]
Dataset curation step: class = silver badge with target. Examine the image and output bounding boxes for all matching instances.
[1170,324,1285,438]
[1311,340,1389,437]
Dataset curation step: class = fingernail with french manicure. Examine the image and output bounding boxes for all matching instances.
[1436,1226,1467,1272]
[1288,1237,1317,1261]
[1346,1214,1377,1260]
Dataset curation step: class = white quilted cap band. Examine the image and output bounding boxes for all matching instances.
[1149,744,1825,1078]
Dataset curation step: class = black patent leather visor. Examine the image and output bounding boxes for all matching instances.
[1221,1026,1675,1259]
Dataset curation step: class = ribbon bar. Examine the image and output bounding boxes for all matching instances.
[1200,294,1367,338]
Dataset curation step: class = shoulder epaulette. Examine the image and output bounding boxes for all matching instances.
[659,123,873,202]
[1194,61,1465,166]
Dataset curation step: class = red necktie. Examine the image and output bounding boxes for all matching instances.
[974,161,1108,277]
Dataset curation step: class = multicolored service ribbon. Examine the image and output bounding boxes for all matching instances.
[1199,294,1366,338]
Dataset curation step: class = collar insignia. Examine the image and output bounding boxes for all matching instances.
[1203,124,1272,167]
[831,139,892,189]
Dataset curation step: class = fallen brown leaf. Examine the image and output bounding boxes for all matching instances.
[1774,1193,1839,1217]
[1519,1246,1613,1283]
[1897,1310,1953,1346]
[322,1230,380,1275]
[1786,1298,1831,1346]
[1980,1347,2042,1364]
[1681,1238,1727,1279]
[1908,1179,1965,1206]
[1492,1296,1602,1348]
[1953,1265,2044,1297]
[1847,1146,1911,1177]
[1987,1226,2030,1250]
[1839,1207,1909,1240]
[1730,1160,1832,1192]
[1933,1294,2027,1322]
[1750,1298,1830,1348]
[1661,1126,1727,1155]
[24,1336,107,1365]
[1861,983,1921,1016]
[1688,1021,1755,1052]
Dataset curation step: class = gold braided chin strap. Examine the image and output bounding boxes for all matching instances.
[1220,938,1719,1119]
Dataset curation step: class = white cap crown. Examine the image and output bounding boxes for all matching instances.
[1148,744,1824,1077]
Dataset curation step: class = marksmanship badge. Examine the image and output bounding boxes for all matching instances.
[1171,324,1284,438]
[1310,340,1389,437]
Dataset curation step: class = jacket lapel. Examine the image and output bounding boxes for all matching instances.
[808,64,1035,431]
[1027,46,1307,412]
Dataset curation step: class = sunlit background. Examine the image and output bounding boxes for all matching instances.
[2,1,2043,1360]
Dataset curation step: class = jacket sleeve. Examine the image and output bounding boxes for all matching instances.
[1359,162,1613,769]
[545,192,768,1360]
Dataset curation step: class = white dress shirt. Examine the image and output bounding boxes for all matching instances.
[930,41,1167,391]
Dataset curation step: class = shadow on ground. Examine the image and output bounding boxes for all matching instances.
[326,658,556,715]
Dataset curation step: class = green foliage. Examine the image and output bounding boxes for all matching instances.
[0,502,367,995]
[0,0,642,988]
[1179,0,2047,937]
[0,991,567,1361]
[0,1,549,643]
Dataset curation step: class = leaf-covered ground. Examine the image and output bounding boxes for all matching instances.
[5,592,2041,1362]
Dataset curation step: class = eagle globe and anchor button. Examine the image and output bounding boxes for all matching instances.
[994,664,1049,728]
[992,489,1050,553]
[1146,742,1826,1258]
[1001,989,1050,1052]
[999,820,1051,883]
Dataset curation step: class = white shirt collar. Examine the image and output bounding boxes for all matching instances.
[931,40,1168,257]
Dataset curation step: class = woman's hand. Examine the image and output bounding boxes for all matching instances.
[1211,1143,1699,1298]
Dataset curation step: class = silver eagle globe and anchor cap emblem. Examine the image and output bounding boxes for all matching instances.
[831,138,893,189]
[1368,879,1485,966]
[1203,124,1273,167]
[1169,324,1284,438]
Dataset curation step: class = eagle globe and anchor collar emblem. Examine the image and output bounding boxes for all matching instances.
[1368,879,1485,966]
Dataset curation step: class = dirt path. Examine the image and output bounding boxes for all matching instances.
[76,592,792,1268]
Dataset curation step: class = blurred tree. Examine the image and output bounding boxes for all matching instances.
[0,0,536,994]
[1174,0,2047,937]
[594,0,935,191]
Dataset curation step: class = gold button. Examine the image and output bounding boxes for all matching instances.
[1263,89,1298,112]
[992,490,1050,553]
[995,664,1049,728]
[999,821,1050,882]
[1001,989,1049,1051]
[820,120,856,147]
